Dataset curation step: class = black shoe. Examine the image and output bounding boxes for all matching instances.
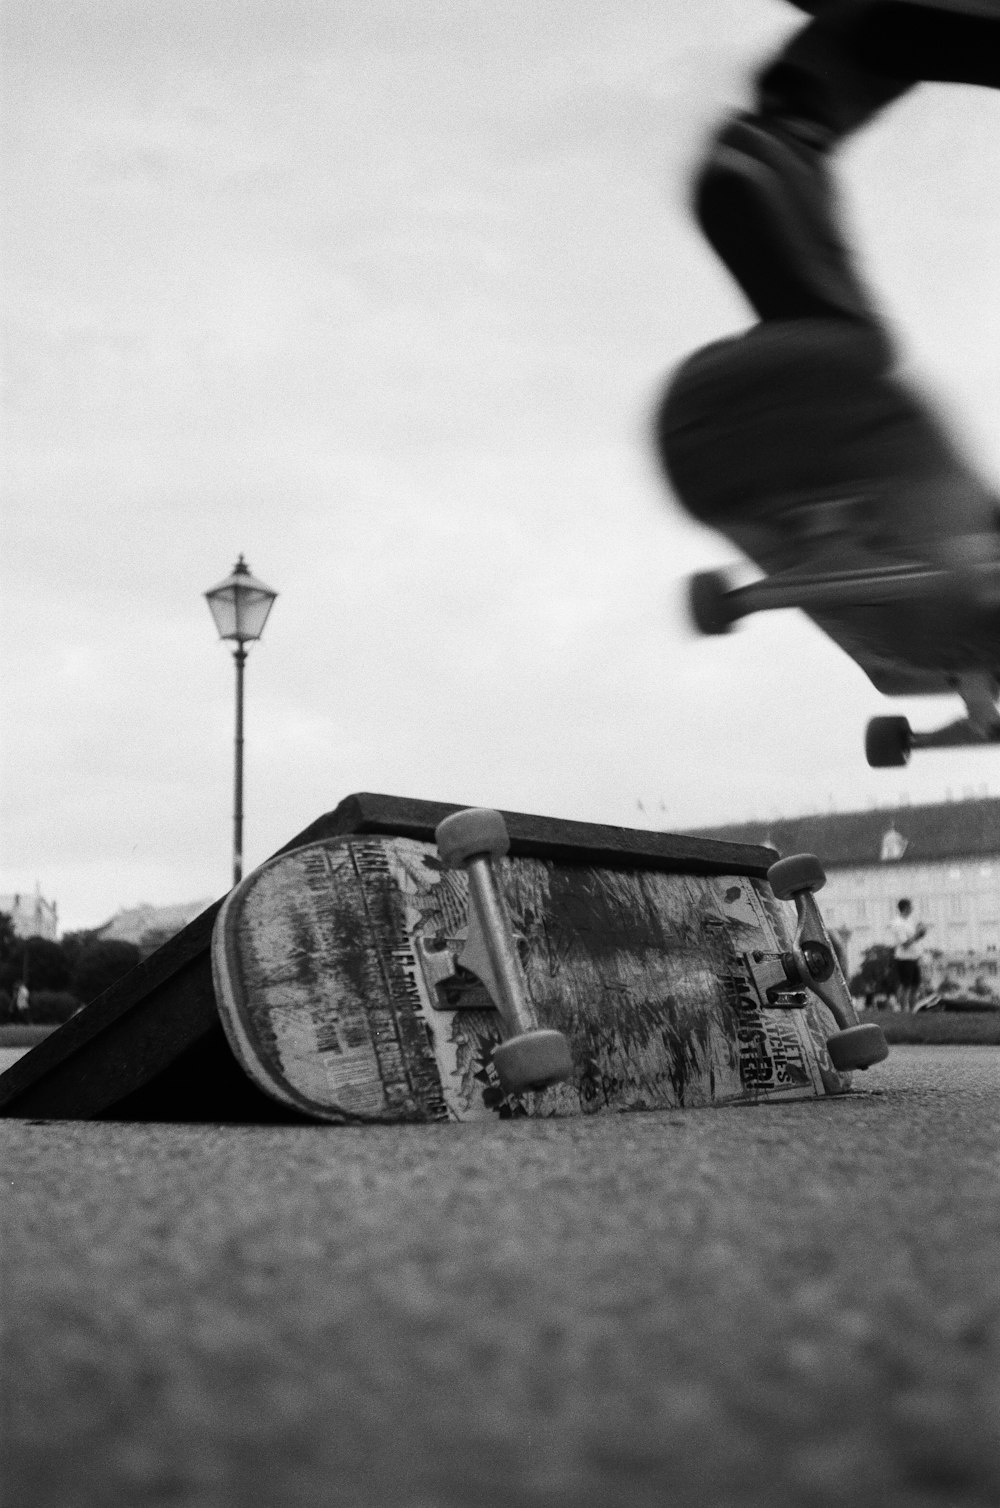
[693,112,883,328]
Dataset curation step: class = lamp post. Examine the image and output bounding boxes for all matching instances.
[205,555,278,886]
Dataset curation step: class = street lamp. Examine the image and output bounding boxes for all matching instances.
[205,555,278,886]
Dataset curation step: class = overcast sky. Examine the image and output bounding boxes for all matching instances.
[4,0,1000,931]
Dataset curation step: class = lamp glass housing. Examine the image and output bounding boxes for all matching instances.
[205,556,278,644]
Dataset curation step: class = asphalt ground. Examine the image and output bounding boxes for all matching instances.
[3,1046,999,1508]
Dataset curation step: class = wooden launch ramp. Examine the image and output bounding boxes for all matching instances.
[0,794,776,1122]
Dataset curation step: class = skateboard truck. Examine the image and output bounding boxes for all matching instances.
[690,568,1000,768]
[767,853,889,1072]
[435,808,574,1095]
[865,673,1000,767]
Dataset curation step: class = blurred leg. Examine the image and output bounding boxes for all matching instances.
[692,1,1000,325]
[756,5,911,140]
[850,3,1000,89]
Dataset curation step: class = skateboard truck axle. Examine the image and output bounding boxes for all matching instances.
[435,808,574,1096]
[767,854,889,1073]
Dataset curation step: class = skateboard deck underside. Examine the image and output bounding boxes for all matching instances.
[212,836,851,1122]
[717,509,1000,696]
[656,322,1000,694]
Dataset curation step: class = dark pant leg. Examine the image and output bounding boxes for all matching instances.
[757,5,913,139]
[757,0,1000,138]
[694,0,1000,322]
[852,2,1000,90]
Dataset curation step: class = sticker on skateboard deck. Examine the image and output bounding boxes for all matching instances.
[211,833,854,1122]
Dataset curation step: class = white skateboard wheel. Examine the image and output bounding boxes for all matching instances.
[492,1029,573,1094]
[768,852,827,899]
[436,807,510,867]
[826,1023,890,1072]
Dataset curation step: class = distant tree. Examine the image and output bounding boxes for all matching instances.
[0,912,18,963]
[26,937,72,991]
[0,949,21,998]
[58,929,101,979]
[138,927,177,958]
[0,935,71,996]
[25,991,80,1025]
[69,939,142,1005]
[0,923,146,1020]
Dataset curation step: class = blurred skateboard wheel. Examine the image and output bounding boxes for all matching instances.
[493,1029,574,1094]
[767,852,826,899]
[689,570,736,636]
[436,807,510,866]
[826,1022,890,1071]
[865,715,912,768]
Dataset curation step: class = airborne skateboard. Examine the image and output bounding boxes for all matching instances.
[655,318,1000,767]
[211,807,887,1124]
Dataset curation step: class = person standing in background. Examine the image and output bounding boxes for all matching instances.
[890,897,928,1008]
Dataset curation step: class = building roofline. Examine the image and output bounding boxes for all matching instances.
[682,795,1000,868]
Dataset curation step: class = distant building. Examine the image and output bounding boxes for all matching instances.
[684,797,1000,975]
[96,900,213,957]
[0,888,58,941]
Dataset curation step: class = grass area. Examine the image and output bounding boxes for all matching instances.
[860,1008,1000,1045]
[0,1024,57,1048]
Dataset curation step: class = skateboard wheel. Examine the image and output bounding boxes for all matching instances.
[688,570,736,636]
[436,808,510,867]
[865,715,912,768]
[826,1023,889,1072]
[492,1029,573,1094]
[767,853,826,900]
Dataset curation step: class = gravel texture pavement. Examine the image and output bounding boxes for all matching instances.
[3,1046,999,1508]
